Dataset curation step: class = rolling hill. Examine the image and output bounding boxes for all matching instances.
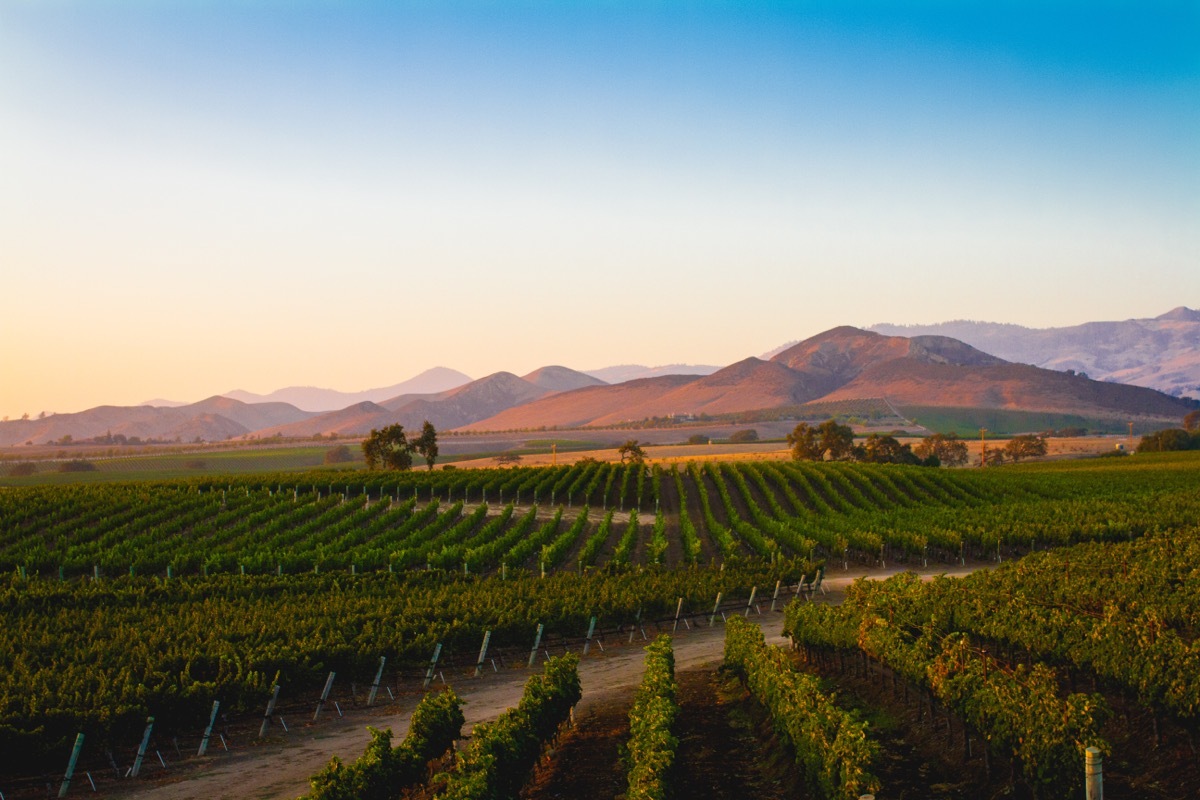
[0,397,314,447]
[248,371,556,438]
[462,327,1195,431]
[521,365,607,392]
[583,363,720,383]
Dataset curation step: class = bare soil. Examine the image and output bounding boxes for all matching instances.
[519,685,633,800]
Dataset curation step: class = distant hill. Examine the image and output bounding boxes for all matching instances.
[138,398,190,408]
[584,364,720,383]
[251,371,553,438]
[224,367,473,411]
[522,366,607,393]
[465,326,1195,431]
[868,307,1200,399]
[460,374,701,431]
[0,396,313,447]
[384,372,549,430]
[9,316,1195,447]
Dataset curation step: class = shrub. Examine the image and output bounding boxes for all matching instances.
[57,460,96,473]
[323,445,353,464]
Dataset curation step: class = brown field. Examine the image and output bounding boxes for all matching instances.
[447,434,1131,469]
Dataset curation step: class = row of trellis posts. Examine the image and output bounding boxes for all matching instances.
[35,574,1105,800]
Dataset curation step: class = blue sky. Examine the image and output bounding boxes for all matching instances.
[1,1,1197,417]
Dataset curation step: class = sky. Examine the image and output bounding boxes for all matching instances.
[1,1,1198,419]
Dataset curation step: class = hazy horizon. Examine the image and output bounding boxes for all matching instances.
[3,2,1198,419]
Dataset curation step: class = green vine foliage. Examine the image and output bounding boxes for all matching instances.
[624,635,678,800]
[304,688,464,800]
[724,616,879,799]
[434,653,581,800]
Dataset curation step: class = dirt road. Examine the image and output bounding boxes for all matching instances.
[107,564,978,800]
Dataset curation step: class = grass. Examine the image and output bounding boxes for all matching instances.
[519,439,608,450]
[895,405,1164,437]
[0,438,611,486]
[0,446,362,486]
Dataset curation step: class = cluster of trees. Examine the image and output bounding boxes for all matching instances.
[1138,412,1200,453]
[977,434,1049,465]
[361,422,438,471]
[786,420,856,462]
[912,433,969,466]
[786,420,946,466]
[88,431,162,446]
[1003,434,1049,462]
[785,419,1061,467]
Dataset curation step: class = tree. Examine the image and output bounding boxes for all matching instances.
[361,425,413,471]
[687,434,710,445]
[618,440,646,464]
[494,452,523,466]
[786,423,822,461]
[856,433,919,464]
[1184,410,1200,433]
[981,449,1006,467]
[729,429,759,443]
[817,419,855,461]
[913,432,969,467]
[413,421,439,471]
[1004,434,1048,462]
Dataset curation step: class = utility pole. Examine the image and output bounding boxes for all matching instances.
[1128,421,1134,452]
[552,443,557,466]
[980,428,987,467]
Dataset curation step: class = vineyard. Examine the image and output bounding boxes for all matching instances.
[780,527,1200,798]
[0,452,1198,797]
[3,454,1198,577]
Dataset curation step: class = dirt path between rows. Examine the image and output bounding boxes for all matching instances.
[106,564,979,800]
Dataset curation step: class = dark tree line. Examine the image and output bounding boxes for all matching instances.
[786,420,969,467]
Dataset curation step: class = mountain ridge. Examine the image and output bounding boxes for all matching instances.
[867,307,1200,398]
[223,367,474,411]
[4,312,1196,446]
[463,326,1194,431]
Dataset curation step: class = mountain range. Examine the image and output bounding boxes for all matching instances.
[0,396,314,448]
[459,326,1191,431]
[3,312,1196,448]
[867,307,1200,399]
[220,367,474,411]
